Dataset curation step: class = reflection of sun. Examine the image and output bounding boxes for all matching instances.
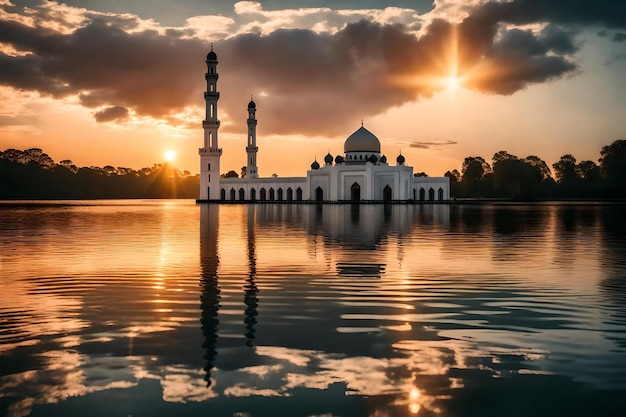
[164,150,176,162]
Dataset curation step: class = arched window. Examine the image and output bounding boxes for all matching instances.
[419,188,425,202]
[250,188,256,201]
[230,188,236,201]
[220,188,226,201]
[269,188,275,201]
[210,103,214,118]
[428,187,435,201]
[383,185,392,202]
[286,187,293,201]
[315,187,323,202]
[277,188,284,200]
[239,188,245,201]
[412,188,416,201]
[351,182,360,202]
[296,187,303,201]
[438,187,444,201]
[260,188,267,201]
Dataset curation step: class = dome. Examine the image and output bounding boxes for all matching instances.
[380,155,387,163]
[335,155,344,164]
[368,154,378,163]
[248,100,256,109]
[344,126,381,153]
[396,154,405,164]
[311,160,320,170]
[324,153,333,163]
[207,50,217,61]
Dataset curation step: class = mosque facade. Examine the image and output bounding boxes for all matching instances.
[198,49,450,203]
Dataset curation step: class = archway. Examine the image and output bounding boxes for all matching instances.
[351,182,361,202]
[277,188,284,201]
[428,187,435,201]
[296,187,303,201]
[220,188,226,201]
[419,188,425,202]
[239,188,245,201]
[383,185,392,202]
[230,188,236,201]
[412,188,416,201]
[287,187,293,201]
[269,188,275,201]
[315,187,323,202]
[260,188,266,201]
[250,188,256,201]
[438,187,444,201]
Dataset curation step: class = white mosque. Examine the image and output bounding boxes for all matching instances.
[198,48,450,203]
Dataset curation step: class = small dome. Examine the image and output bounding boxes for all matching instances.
[344,126,381,153]
[248,100,256,109]
[380,155,387,163]
[206,50,217,61]
[368,154,378,163]
[324,153,333,163]
[396,154,405,164]
[335,155,344,164]
[311,160,320,170]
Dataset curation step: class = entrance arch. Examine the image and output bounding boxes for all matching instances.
[438,187,444,201]
[383,185,392,202]
[428,187,435,201]
[351,182,361,202]
[269,188,275,201]
[239,188,245,201]
[296,187,303,201]
[230,188,236,201]
[419,188,425,202]
[287,187,293,201]
[315,187,323,202]
[250,188,256,201]
[220,188,226,201]
[277,188,284,201]
[260,188,266,201]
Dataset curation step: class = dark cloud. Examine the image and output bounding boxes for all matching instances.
[94,106,129,122]
[0,0,621,137]
[614,33,626,42]
[410,140,458,149]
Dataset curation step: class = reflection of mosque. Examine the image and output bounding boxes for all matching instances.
[199,205,259,386]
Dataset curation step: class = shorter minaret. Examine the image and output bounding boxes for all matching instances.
[245,98,258,179]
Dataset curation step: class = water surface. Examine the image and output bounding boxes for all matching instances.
[1,201,625,417]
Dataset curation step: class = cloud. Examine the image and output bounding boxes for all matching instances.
[410,139,458,149]
[94,106,129,122]
[0,0,622,137]
[614,33,626,42]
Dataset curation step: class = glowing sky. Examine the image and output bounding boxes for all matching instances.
[0,0,624,177]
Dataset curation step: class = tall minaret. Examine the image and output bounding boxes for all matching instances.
[245,98,258,179]
[199,46,222,200]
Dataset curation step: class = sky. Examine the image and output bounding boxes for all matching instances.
[0,0,625,177]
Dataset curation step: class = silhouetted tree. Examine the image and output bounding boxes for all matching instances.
[599,139,626,196]
[220,170,238,178]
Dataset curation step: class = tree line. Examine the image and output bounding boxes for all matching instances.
[443,139,626,200]
[1,139,624,200]
[0,148,199,199]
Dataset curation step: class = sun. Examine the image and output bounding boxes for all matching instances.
[445,75,460,90]
[164,150,176,162]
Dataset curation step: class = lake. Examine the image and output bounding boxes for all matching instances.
[1,201,625,417]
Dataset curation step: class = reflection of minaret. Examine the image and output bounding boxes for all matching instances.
[200,205,220,387]
[244,207,259,347]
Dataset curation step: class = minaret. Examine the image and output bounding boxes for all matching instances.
[199,45,222,200]
[245,98,258,178]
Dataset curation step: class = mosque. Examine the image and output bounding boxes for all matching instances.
[197,48,450,203]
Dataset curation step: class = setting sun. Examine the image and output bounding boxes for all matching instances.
[445,76,460,90]
[164,150,176,162]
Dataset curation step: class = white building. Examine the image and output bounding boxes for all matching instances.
[198,49,450,203]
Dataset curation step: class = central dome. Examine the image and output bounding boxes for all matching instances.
[344,126,381,153]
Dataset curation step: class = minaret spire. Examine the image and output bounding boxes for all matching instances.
[198,48,222,200]
[245,97,259,179]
